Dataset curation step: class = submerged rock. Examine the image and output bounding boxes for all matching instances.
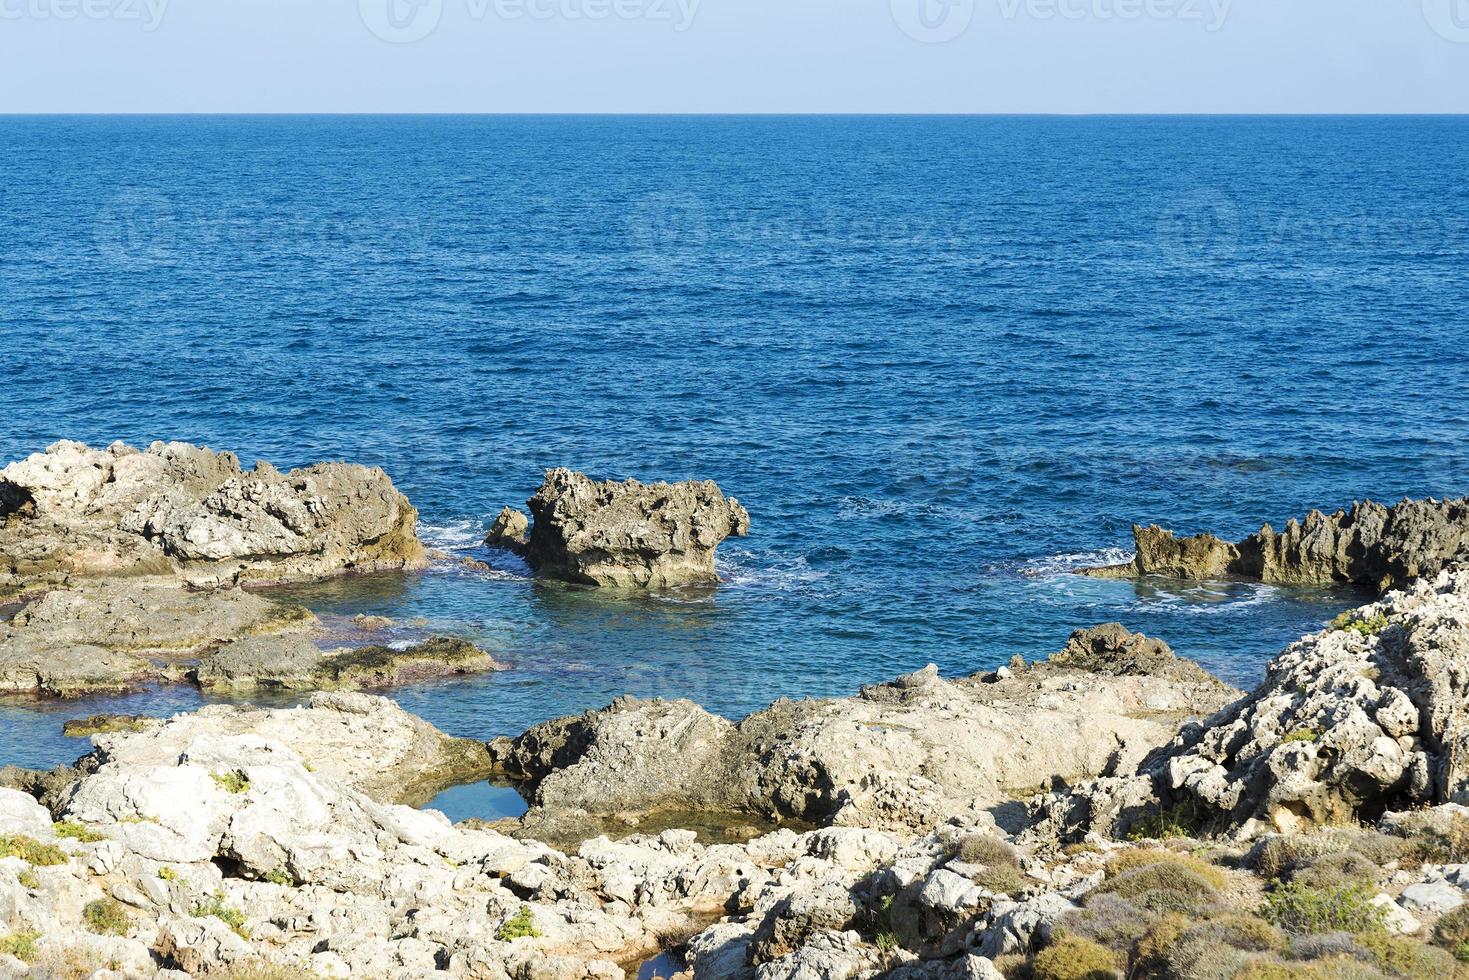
[1085,497,1469,593]
[1036,568,1469,841]
[193,634,506,692]
[61,713,156,738]
[490,468,750,588]
[0,439,426,597]
[493,658,1234,838]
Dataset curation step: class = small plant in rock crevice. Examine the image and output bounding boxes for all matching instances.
[212,769,251,794]
[193,893,250,938]
[495,905,540,941]
[82,898,129,936]
[0,931,41,962]
[53,820,106,843]
[1330,612,1391,637]
[0,834,67,866]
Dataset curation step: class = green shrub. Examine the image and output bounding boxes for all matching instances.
[957,833,1019,866]
[1094,861,1222,916]
[1254,830,1410,881]
[1284,852,1380,894]
[1353,929,1458,976]
[0,931,41,962]
[1261,881,1386,935]
[53,820,105,843]
[1282,728,1323,744]
[0,834,67,866]
[1105,848,1229,890]
[265,868,292,886]
[955,833,1027,894]
[82,898,129,936]
[1128,803,1200,841]
[1407,811,1469,865]
[212,769,250,794]
[1030,935,1120,980]
[158,866,178,881]
[17,869,40,889]
[1435,905,1469,954]
[495,905,539,941]
[1057,894,1157,953]
[193,893,249,938]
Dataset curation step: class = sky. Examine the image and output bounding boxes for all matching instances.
[1,0,1467,113]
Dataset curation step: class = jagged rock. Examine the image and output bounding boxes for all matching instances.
[0,439,425,597]
[0,696,858,980]
[492,468,750,588]
[193,635,505,692]
[493,661,1234,836]
[1085,497,1469,593]
[486,506,530,553]
[1036,569,1469,840]
[1046,623,1221,685]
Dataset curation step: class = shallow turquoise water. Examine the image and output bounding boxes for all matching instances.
[2,115,1466,786]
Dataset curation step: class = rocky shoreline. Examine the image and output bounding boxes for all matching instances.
[6,439,1469,978]
[5,583,1469,979]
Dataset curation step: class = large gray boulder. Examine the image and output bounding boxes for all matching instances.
[0,439,425,597]
[489,468,750,588]
[493,656,1234,838]
[1085,497,1469,593]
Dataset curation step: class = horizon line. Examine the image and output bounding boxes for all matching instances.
[3,111,1469,118]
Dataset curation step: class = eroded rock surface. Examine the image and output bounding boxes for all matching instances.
[1085,497,1469,593]
[1036,569,1469,841]
[0,439,425,597]
[490,468,750,588]
[493,657,1234,840]
[0,579,314,696]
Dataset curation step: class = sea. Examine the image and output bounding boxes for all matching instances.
[2,116,1467,818]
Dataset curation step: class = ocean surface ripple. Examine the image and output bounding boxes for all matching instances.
[2,115,1467,772]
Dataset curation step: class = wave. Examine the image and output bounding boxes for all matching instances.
[717,549,831,593]
[1017,548,1133,579]
[418,517,488,551]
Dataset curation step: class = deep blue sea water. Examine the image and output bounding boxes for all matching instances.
[3,116,1468,789]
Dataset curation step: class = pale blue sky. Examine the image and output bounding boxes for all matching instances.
[2,0,1466,113]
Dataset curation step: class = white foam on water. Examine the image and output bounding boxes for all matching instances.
[1018,547,1134,579]
[717,549,831,593]
[418,517,487,551]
